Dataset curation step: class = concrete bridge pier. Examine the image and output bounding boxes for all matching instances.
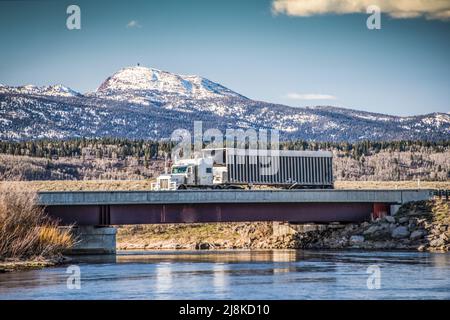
[272,222,329,238]
[67,226,117,255]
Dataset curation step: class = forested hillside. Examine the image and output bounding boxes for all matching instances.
[0,139,448,181]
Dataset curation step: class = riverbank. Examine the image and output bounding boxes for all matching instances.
[273,199,449,252]
[0,256,67,273]
[117,199,449,252]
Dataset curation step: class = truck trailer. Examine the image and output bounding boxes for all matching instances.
[151,148,333,190]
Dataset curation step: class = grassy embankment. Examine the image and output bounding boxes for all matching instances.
[0,187,74,272]
[0,179,449,191]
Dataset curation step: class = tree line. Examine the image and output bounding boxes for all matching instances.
[0,138,448,161]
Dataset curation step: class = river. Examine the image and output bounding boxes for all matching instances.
[0,250,449,300]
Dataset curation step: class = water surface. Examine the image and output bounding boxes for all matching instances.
[0,250,449,299]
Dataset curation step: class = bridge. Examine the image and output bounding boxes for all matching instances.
[39,189,432,254]
[40,189,432,225]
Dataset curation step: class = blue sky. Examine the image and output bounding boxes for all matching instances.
[0,0,449,116]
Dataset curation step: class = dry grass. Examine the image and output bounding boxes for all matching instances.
[117,222,272,250]
[0,186,74,260]
[0,180,155,192]
[0,179,448,192]
[334,180,450,190]
[432,199,449,223]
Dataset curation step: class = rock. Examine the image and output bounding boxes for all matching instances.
[410,230,425,240]
[399,217,409,224]
[195,242,210,250]
[344,225,355,232]
[408,222,417,231]
[417,245,427,251]
[432,228,441,236]
[363,225,381,235]
[416,218,427,224]
[329,223,345,229]
[350,235,365,244]
[385,216,395,223]
[391,226,410,239]
[430,238,445,247]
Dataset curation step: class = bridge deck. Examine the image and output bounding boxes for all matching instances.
[39,189,432,206]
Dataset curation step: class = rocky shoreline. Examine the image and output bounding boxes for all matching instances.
[270,200,449,251]
[117,199,449,252]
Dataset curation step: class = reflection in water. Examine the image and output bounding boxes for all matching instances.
[272,250,297,262]
[432,253,449,268]
[155,263,173,299]
[213,263,228,297]
[0,250,449,300]
[69,254,117,264]
[116,250,297,264]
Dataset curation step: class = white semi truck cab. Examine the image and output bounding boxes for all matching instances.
[151,157,217,190]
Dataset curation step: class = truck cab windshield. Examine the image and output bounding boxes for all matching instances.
[171,166,188,174]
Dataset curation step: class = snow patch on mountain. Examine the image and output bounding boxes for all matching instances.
[421,113,450,128]
[0,84,81,97]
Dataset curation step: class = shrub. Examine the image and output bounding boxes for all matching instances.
[0,186,74,260]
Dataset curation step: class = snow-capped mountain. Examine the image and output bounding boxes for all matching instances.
[0,66,449,141]
[92,66,245,105]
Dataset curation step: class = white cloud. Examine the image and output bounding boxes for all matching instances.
[126,20,142,28]
[285,93,337,100]
[272,0,450,21]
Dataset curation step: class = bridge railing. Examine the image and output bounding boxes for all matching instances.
[150,181,177,191]
[431,189,450,201]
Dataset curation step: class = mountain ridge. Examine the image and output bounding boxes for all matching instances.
[0,66,448,142]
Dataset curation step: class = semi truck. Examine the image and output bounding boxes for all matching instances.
[151,148,334,190]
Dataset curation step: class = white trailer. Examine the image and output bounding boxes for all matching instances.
[151,148,333,190]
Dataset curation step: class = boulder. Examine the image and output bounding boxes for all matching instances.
[399,217,409,224]
[363,225,381,235]
[417,245,427,251]
[410,230,425,240]
[391,226,410,239]
[350,235,365,245]
[430,238,445,247]
[195,242,210,250]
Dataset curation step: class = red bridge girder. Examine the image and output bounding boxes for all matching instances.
[44,202,386,226]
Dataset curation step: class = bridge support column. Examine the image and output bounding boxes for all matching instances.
[66,226,117,255]
[272,222,297,237]
[272,222,328,237]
